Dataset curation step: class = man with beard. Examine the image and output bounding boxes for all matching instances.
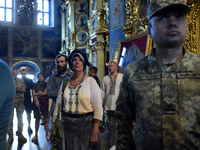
[46,54,73,120]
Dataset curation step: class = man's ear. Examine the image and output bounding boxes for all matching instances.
[147,27,152,38]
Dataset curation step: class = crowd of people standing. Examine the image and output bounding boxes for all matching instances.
[1,1,200,150]
[3,49,120,150]
[3,50,108,150]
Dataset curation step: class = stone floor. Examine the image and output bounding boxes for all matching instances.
[7,109,112,150]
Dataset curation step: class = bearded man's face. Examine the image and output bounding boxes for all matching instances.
[56,56,68,74]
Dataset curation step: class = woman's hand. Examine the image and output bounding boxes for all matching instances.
[33,92,39,96]
[89,131,98,147]
[35,100,40,108]
[89,119,100,147]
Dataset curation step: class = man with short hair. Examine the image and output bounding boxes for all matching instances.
[47,54,73,118]
[21,69,33,133]
[8,69,27,143]
[88,66,100,87]
[116,1,200,149]
[102,61,123,150]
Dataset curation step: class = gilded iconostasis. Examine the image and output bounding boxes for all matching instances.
[117,0,200,73]
[0,0,199,80]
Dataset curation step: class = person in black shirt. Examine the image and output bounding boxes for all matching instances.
[21,69,33,133]
[88,66,100,87]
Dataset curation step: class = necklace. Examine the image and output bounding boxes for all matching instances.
[70,74,85,88]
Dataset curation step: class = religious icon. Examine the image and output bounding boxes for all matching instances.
[76,1,88,12]
[76,14,88,27]
[77,31,88,43]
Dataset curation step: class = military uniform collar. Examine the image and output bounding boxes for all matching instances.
[147,47,190,73]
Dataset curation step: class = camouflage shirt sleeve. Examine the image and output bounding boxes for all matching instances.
[15,78,26,102]
[116,69,135,150]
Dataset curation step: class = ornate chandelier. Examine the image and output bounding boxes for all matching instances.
[18,0,36,25]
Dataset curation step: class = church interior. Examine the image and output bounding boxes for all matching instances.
[1,0,200,149]
[0,0,199,82]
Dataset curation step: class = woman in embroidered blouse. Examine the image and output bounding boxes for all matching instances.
[52,50,103,150]
[32,73,49,142]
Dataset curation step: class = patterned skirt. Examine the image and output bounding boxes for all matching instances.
[33,96,48,118]
[61,112,101,150]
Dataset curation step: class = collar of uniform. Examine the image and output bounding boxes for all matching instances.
[166,48,200,72]
[147,48,167,74]
[147,47,188,74]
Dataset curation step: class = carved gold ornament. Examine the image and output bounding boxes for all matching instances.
[123,0,199,55]
[185,0,199,54]
[123,0,150,37]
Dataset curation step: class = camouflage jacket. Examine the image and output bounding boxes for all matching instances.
[15,78,26,104]
[116,48,200,150]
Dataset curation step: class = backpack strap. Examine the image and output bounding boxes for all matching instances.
[61,80,69,114]
[62,80,69,93]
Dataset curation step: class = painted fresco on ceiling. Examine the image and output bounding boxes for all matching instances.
[13,28,38,57]
[109,0,125,60]
[42,61,55,80]
[0,27,8,57]
[42,31,61,58]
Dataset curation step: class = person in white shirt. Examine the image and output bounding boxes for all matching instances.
[101,61,123,149]
[52,49,103,150]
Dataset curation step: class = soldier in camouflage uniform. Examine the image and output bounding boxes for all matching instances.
[116,0,200,149]
[8,69,27,143]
